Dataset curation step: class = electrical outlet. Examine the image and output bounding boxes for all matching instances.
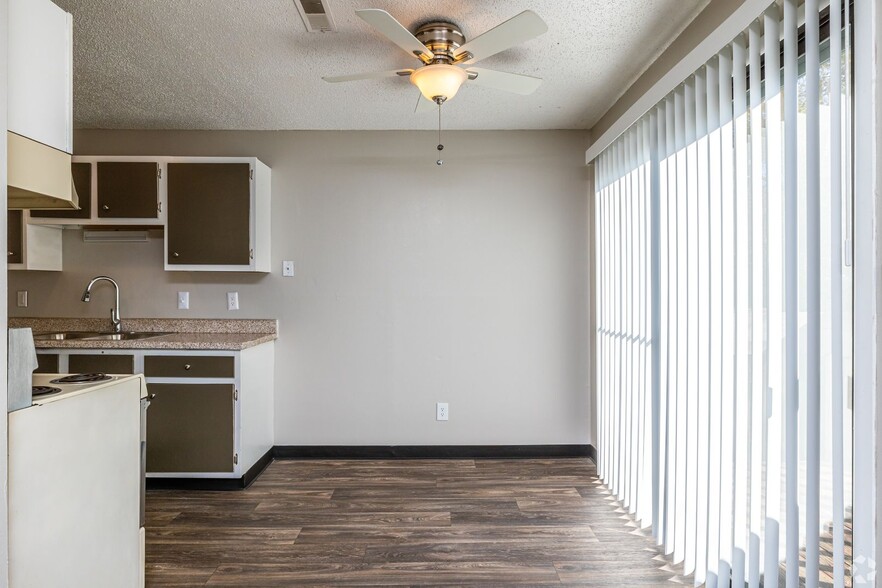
[436,402,449,421]
[282,260,295,277]
[16,291,27,308]
[177,291,189,310]
[227,292,239,311]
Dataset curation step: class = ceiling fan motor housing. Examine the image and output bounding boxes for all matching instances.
[414,22,466,64]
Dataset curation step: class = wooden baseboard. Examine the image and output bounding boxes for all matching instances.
[587,444,597,463]
[272,445,591,460]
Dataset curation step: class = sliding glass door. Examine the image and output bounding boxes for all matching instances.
[593,1,853,586]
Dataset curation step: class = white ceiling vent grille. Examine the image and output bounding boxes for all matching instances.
[294,0,336,33]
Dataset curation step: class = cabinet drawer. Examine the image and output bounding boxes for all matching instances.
[34,353,59,374]
[68,354,134,374]
[144,355,234,378]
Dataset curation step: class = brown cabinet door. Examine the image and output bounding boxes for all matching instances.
[146,383,235,473]
[7,210,23,264]
[34,353,59,374]
[167,163,251,265]
[97,162,159,218]
[68,354,134,374]
[31,162,92,219]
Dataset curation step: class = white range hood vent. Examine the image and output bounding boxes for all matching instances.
[7,132,79,210]
[294,0,336,32]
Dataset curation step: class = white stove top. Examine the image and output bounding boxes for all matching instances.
[30,374,137,405]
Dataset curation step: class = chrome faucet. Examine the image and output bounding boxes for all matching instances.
[81,276,122,333]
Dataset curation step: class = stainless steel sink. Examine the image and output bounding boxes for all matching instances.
[34,331,170,341]
[33,332,100,341]
[81,332,171,341]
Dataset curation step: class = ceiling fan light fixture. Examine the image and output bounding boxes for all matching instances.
[410,64,467,103]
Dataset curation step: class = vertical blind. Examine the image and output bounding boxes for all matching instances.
[593,1,854,586]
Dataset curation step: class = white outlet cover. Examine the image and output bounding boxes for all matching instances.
[282,260,295,277]
[177,291,189,310]
[227,292,239,311]
[436,402,449,421]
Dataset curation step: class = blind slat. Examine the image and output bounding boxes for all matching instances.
[717,42,736,583]
[748,19,765,587]
[650,108,662,538]
[783,1,800,586]
[663,95,677,554]
[684,75,699,576]
[731,33,750,588]
[763,6,784,588]
[673,85,688,563]
[694,65,711,586]
[829,0,846,586]
[705,54,723,588]
[804,0,822,584]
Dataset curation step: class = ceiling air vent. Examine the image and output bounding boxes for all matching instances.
[294,0,336,33]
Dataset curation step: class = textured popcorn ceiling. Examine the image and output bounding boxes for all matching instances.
[54,0,710,130]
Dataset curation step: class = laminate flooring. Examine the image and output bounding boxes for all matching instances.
[146,459,689,586]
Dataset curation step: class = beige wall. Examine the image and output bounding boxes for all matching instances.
[9,129,593,446]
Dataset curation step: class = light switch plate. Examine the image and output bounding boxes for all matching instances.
[282,261,295,277]
[16,291,27,308]
[227,292,239,311]
[177,291,189,310]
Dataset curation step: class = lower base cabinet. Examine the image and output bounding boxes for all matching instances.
[147,383,235,473]
[35,342,274,482]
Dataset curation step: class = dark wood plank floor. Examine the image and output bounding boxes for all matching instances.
[146,459,688,586]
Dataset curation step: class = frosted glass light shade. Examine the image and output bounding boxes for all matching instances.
[410,64,468,102]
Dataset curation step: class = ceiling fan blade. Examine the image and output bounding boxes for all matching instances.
[323,69,413,83]
[356,9,434,62]
[466,67,542,95]
[414,93,437,114]
[454,10,547,65]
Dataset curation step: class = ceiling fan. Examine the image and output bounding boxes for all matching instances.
[323,9,548,111]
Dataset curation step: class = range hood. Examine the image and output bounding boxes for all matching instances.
[7,131,79,210]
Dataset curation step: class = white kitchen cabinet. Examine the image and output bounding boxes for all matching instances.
[7,210,62,271]
[9,0,73,154]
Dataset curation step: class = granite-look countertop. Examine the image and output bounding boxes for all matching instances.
[9,318,278,351]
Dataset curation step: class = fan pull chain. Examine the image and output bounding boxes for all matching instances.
[436,100,444,166]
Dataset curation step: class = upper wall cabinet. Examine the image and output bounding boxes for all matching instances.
[28,156,271,273]
[30,157,165,226]
[7,210,62,271]
[9,0,72,154]
[165,158,271,272]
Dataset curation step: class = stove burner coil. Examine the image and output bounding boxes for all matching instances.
[31,386,62,397]
[50,373,113,384]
